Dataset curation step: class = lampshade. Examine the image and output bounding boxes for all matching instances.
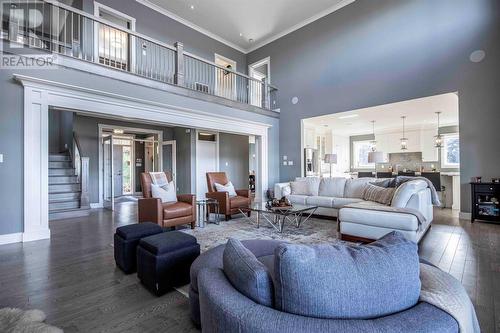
[324,153,337,164]
[368,151,384,163]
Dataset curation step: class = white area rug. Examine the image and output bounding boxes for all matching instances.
[0,308,63,333]
[181,214,342,252]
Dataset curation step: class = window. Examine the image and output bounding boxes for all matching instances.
[353,140,374,169]
[441,134,460,168]
[94,2,136,70]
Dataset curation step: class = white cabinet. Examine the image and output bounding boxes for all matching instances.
[420,129,439,161]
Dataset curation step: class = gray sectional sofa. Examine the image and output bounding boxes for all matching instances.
[190,237,464,333]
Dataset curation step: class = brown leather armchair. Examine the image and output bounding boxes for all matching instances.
[138,172,196,229]
[206,172,251,221]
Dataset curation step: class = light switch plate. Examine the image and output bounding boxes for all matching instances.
[283,161,287,166]
[283,155,288,160]
[288,161,294,166]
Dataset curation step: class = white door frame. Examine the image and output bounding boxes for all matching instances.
[195,130,220,199]
[248,57,271,84]
[15,74,270,244]
[97,124,163,208]
[162,140,177,183]
[214,53,237,100]
[94,2,137,71]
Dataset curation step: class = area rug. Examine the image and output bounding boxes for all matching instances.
[181,215,342,252]
[0,308,63,333]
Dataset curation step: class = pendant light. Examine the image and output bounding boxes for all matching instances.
[434,111,443,148]
[400,116,408,150]
[368,120,384,163]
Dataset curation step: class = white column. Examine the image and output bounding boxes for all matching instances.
[23,86,50,242]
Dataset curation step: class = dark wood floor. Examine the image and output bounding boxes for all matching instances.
[0,203,499,332]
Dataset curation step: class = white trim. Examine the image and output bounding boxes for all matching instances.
[248,57,271,84]
[98,124,163,207]
[0,233,23,246]
[214,53,237,100]
[246,0,355,53]
[135,0,247,54]
[135,0,354,54]
[94,1,137,72]
[162,140,177,184]
[195,130,220,199]
[15,74,270,241]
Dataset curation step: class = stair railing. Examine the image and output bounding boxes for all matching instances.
[73,132,90,209]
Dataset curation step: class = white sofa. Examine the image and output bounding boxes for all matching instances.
[274,177,433,243]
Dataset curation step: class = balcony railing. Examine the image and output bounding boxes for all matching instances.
[0,0,279,111]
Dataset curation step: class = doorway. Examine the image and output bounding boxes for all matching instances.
[248,57,270,108]
[215,54,237,100]
[196,131,219,199]
[99,125,163,209]
[162,140,177,183]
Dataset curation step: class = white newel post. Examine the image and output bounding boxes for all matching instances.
[23,86,50,242]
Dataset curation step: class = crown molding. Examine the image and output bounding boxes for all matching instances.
[246,0,355,53]
[136,0,355,54]
[135,0,247,54]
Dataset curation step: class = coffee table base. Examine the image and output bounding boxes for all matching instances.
[238,207,317,233]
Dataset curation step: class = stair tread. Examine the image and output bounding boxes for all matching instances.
[49,207,90,213]
[49,198,80,203]
[49,191,81,195]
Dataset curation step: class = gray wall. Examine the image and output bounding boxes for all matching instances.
[79,0,247,73]
[219,133,250,190]
[248,0,500,213]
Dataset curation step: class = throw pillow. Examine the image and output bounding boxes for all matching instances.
[273,232,420,319]
[318,177,347,197]
[343,178,373,199]
[370,178,396,188]
[363,183,396,205]
[214,181,237,197]
[151,181,177,203]
[290,181,309,195]
[223,238,274,307]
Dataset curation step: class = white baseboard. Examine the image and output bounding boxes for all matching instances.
[90,203,104,209]
[22,228,51,243]
[459,212,472,220]
[0,232,23,245]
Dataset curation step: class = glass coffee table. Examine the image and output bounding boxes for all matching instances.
[239,202,317,233]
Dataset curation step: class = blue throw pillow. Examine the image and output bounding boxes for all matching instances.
[223,238,274,307]
[274,232,421,319]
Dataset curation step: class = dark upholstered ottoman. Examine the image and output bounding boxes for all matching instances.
[137,231,200,296]
[114,222,163,274]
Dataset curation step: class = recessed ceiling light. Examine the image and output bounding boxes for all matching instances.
[239,33,243,37]
[338,114,359,119]
[190,4,195,10]
[248,38,254,43]
[113,129,124,134]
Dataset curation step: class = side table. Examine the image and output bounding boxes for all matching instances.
[196,198,220,227]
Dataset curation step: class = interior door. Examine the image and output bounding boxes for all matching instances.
[162,141,176,183]
[113,146,123,197]
[103,135,114,210]
[196,135,218,199]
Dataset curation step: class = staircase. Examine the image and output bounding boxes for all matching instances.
[49,152,90,220]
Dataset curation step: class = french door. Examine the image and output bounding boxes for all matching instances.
[103,135,114,210]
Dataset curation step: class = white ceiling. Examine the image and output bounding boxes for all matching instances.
[304,93,459,136]
[137,0,354,53]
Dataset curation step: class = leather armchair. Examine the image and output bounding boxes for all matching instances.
[206,172,251,221]
[138,172,196,229]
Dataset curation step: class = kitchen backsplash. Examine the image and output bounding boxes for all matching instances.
[376,152,439,172]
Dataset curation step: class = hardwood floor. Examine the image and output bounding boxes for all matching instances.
[0,203,499,332]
